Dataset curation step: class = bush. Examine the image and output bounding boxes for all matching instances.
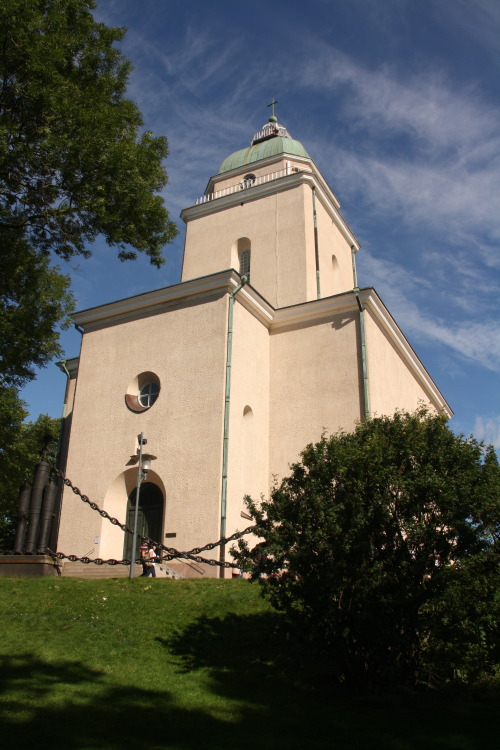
[235,408,500,687]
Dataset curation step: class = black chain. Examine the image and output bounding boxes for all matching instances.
[183,525,257,555]
[48,548,246,570]
[48,551,129,566]
[50,466,258,569]
[52,467,131,532]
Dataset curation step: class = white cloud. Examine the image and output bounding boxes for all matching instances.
[473,415,500,449]
[295,47,500,246]
[312,54,496,155]
[360,251,500,374]
[331,145,497,229]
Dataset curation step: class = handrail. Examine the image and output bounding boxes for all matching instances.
[195,164,310,205]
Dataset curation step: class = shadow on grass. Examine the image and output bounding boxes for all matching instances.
[0,653,234,750]
[160,611,499,750]
[0,614,497,750]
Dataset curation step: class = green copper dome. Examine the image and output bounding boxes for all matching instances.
[218,117,310,174]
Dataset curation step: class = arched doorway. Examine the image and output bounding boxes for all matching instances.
[123,482,164,561]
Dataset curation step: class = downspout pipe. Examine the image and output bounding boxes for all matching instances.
[55,358,71,469]
[51,318,82,549]
[49,358,72,553]
[354,287,371,421]
[351,245,358,289]
[351,246,369,420]
[57,359,70,422]
[312,188,321,299]
[219,275,247,577]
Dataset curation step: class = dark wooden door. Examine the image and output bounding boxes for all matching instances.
[124,482,164,561]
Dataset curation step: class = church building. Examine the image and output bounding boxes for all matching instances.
[56,110,452,576]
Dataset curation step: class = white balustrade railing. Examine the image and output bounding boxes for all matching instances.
[195,163,309,205]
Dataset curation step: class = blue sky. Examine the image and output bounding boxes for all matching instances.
[21,0,500,449]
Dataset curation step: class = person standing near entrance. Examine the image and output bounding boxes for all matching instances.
[144,543,157,578]
[139,539,149,577]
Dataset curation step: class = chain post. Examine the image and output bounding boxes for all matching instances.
[130,433,145,580]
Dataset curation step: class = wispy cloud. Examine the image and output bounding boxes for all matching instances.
[293,43,500,247]
[473,415,500,449]
[361,251,500,374]
[333,147,500,241]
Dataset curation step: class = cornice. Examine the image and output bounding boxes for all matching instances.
[205,153,314,194]
[72,270,243,331]
[183,156,360,251]
[270,289,359,330]
[234,283,275,327]
[181,170,306,221]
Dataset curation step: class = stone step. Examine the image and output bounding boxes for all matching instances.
[59,561,184,579]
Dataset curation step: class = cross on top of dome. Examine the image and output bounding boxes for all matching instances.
[251,99,292,145]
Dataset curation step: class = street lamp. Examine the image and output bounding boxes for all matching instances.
[129,433,157,579]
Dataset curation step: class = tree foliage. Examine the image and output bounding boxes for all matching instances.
[0,0,177,266]
[0,2,178,510]
[235,409,500,687]
[1,234,74,387]
[0,238,71,542]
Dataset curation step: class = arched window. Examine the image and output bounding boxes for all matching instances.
[241,405,254,518]
[239,248,251,283]
[332,254,340,294]
[232,237,252,283]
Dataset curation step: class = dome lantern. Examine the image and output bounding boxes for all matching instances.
[218,103,309,174]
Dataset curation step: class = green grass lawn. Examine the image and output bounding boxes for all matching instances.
[0,576,497,749]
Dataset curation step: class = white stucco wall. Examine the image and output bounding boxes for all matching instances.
[269,307,363,481]
[364,308,442,417]
[314,193,356,297]
[182,184,317,308]
[225,299,270,536]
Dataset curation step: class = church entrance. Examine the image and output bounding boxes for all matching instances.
[123,482,164,561]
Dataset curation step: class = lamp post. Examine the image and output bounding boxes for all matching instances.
[129,433,156,579]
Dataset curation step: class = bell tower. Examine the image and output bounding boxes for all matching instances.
[180,109,360,309]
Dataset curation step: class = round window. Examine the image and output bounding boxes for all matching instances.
[139,382,160,408]
[125,371,161,413]
[242,173,256,187]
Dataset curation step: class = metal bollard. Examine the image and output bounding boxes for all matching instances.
[13,481,32,554]
[37,478,58,553]
[24,459,50,554]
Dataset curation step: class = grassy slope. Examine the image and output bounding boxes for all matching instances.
[0,577,497,750]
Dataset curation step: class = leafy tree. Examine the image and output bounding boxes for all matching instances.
[0,2,178,517]
[0,235,73,539]
[235,409,500,687]
[1,234,74,387]
[0,0,177,266]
